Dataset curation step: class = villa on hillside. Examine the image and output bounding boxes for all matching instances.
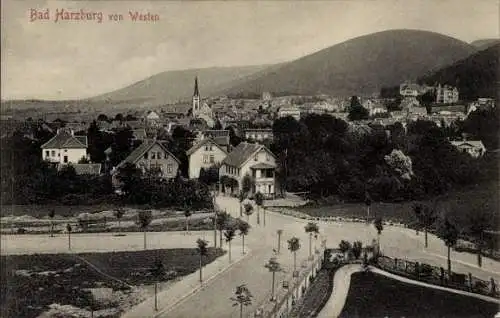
[278,106,301,121]
[450,140,486,158]
[436,84,459,104]
[41,128,88,164]
[219,142,277,198]
[399,82,421,97]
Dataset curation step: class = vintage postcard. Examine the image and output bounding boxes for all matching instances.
[1,0,499,317]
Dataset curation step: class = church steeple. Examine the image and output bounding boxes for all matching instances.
[194,76,199,97]
[192,76,200,116]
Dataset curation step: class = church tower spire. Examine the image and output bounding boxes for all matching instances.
[192,77,200,116]
[194,76,200,97]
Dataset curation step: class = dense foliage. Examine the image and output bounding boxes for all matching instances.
[116,163,212,209]
[271,113,497,202]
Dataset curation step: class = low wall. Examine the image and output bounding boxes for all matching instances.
[253,252,324,318]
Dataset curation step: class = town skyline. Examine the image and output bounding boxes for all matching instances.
[1,0,499,100]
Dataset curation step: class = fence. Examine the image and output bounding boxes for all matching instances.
[253,252,324,318]
[376,256,499,299]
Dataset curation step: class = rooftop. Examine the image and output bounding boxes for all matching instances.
[41,131,88,149]
[222,142,263,167]
[115,139,179,170]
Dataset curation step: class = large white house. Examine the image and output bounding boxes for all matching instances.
[219,142,277,198]
[278,106,301,121]
[41,129,88,164]
[187,138,228,179]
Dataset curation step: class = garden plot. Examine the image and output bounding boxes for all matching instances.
[1,248,224,318]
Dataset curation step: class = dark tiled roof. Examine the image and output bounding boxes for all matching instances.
[116,139,180,169]
[203,130,229,138]
[432,105,466,113]
[222,142,263,167]
[213,136,230,147]
[186,138,229,156]
[41,132,87,149]
[250,162,276,169]
[58,163,101,176]
[132,129,147,140]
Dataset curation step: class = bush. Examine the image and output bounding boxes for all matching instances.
[16,228,27,234]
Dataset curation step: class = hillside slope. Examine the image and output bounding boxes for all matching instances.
[419,43,500,101]
[470,39,500,50]
[90,65,272,104]
[222,29,477,97]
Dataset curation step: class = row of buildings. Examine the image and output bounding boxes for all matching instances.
[41,127,279,198]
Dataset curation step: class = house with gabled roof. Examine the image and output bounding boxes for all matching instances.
[41,128,88,164]
[111,139,180,187]
[187,138,228,179]
[219,142,277,198]
[450,140,486,158]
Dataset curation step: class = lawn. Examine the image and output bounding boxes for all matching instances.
[339,272,499,318]
[297,182,499,226]
[1,248,224,318]
[0,204,117,218]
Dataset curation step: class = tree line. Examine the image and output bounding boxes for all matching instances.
[270,112,498,202]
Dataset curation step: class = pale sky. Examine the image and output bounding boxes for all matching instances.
[1,0,499,100]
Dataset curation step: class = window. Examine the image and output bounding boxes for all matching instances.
[144,152,148,159]
[203,155,208,163]
[164,152,168,159]
[64,149,67,152]
[151,152,156,159]
[209,155,215,163]
[266,153,270,161]
[254,154,258,161]
[51,150,56,156]
[205,146,209,151]
[45,150,49,157]
[63,156,68,163]
[167,164,173,173]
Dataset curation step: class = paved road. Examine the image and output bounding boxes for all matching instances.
[163,196,500,318]
[3,196,499,318]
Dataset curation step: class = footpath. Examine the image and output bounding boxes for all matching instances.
[317,264,500,318]
[122,244,250,318]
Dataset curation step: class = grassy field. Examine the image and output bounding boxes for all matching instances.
[1,248,224,318]
[339,272,499,318]
[297,183,499,226]
[0,204,118,218]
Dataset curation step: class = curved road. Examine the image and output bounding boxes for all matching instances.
[161,196,500,318]
[3,196,499,318]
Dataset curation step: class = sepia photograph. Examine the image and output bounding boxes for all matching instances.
[1,0,499,317]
